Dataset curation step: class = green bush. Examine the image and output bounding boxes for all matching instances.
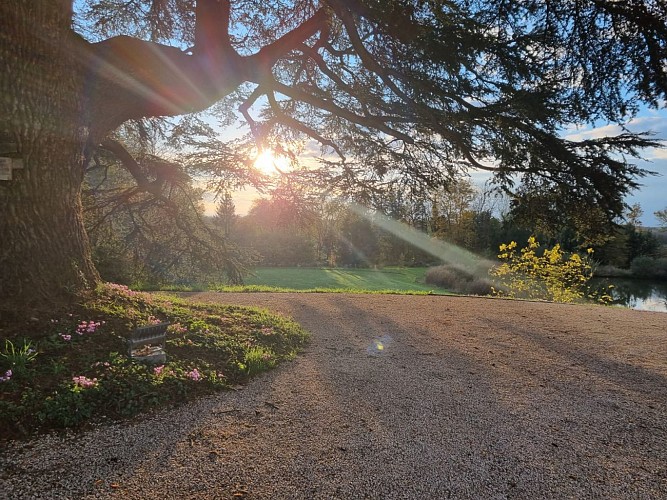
[37,387,96,428]
[630,256,667,280]
[425,265,493,295]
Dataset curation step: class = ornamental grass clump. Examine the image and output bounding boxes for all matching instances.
[490,236,610,304]
[0,339,38,376]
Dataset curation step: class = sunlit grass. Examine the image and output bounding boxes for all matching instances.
[212,285,445,295]
[220,267,451,294]
[137,267,454,294]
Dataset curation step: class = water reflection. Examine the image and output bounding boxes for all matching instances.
[591,278,667,312]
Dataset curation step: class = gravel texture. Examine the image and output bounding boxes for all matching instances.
[1,293,666,499]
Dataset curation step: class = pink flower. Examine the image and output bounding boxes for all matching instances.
[72,376,98,388]
[154,365,165,376]
[74,319,102,335]
[0,369,12,382]
[60,334,72,341]
[168,323,187,334]
[186,369,202,381]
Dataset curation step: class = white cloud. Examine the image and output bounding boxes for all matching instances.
[564,123,624,141]
[648,148,667,160]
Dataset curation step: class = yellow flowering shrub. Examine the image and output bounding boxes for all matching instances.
[490,236,610,303]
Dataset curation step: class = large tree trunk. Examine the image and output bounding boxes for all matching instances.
[0,2,99,316]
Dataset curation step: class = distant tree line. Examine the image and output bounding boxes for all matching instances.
[221,180,667,275]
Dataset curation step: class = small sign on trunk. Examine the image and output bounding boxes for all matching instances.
[0,157,12,180]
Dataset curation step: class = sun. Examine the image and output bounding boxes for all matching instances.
[253,150,290,175]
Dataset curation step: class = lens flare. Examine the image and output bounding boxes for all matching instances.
[348,203,493,280]
[368,335,393,356]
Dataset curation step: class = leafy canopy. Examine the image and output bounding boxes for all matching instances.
[75,0,666,220]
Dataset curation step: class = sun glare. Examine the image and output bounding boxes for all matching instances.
[254,150,290,175]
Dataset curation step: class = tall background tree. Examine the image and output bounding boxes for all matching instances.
[1,0,665,314]
[655,208,667,229]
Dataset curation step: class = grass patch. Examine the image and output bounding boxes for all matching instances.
[0,283,308,440]
[211,285,444,295]
[206,267,450,294]
[134,267,453,295]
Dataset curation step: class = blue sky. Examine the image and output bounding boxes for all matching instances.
[562,107,667,227]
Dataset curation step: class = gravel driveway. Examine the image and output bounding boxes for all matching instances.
[2,293,666,499]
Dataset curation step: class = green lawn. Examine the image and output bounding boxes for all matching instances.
[234,267,449,294]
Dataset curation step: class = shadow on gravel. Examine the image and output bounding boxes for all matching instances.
[280,296,531,498]
[283,295,667,498]
[10,294,663,498]
[487,316,667,401]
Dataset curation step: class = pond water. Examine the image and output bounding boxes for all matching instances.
[591,278,667,313]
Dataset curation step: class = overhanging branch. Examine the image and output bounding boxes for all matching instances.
[246,7,328,80]
[266,91,346,160]
[270,80,414,144]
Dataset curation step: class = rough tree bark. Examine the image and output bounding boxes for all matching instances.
[0,0,326,316]
[0,1,99,314]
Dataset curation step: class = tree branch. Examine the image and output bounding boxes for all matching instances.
[194,0,234,61]
[246,8,328,81]
[270,80,414,144]
[239,86,266,141]
[85,4,329,138]
[266,92,346,160]
[86,36,245,135]
[99,138,152,188]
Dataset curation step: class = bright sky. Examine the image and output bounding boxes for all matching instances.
[562,107,667,227]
